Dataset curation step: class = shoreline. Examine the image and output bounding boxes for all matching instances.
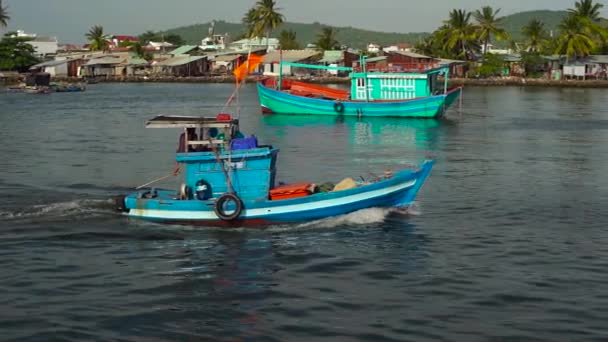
[5,75,608,88]
[87,76,608,88]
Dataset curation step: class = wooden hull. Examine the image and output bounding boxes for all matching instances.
[257,81,462,118]
[118,160,434,227]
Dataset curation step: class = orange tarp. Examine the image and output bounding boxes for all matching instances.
[233,54,263,81]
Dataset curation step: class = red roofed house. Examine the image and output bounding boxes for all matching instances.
[111,35,139,48]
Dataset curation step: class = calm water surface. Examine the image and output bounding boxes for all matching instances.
[1,83,608,341]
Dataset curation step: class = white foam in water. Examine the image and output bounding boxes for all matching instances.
[0,199,114,220]
[267,207,392,232]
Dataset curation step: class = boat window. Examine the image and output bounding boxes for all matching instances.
[357,78,366,87]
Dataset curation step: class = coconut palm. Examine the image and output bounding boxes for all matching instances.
[242,8,258,38]
[85,25,109,51]
[439,9,478,60]
[473,6,510,54]
[567,0,608,43]
[555,14,597,63]
[568,0,603,22]
[315,27,340,51]
[0,0,9,28]
[522,19,548,53]
[252,0,284,50]
[278,29,300,50]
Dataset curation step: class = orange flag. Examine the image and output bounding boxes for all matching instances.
[233,54,263,81]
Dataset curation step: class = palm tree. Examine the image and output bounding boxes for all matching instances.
[85,25,109,51]
[0,0,9,28]
[568,0,603,22]
[473,6,509,55]
[278,29,300,50]
[567,0,607,43]
[555,14,597,63]
[439,9,478,60]
[252,0,284,50]
[242,8,258,38]
[315,27,339,51]
[522,19,548,53]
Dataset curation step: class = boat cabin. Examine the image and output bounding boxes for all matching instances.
[349,63,449,101]
[146,115,279,201]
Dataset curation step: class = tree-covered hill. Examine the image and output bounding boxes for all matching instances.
[162,20,429,49]
[159,10,595,49]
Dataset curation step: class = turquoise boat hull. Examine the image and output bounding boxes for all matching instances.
[117,160,434,227]
[257,82,462,118]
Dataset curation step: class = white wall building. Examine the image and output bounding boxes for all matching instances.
[229,37,280,52]
[12,30,58,57]
[367,43,381,53]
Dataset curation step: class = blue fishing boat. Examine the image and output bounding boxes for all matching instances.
[257,58,462,118]
[114,114,435,226]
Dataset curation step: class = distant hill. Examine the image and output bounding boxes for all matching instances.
[160,10,588,50]
[501,10,568,43]
[162,20,429,49]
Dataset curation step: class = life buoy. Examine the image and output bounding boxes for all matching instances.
[334,102,345,113]
[214,193,243,221]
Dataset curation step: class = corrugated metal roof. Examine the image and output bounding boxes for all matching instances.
[319,50,343,63]
[85,56,126,65]
[213,54,241,62]
[30,59,68,68]
[170,45,199,55]
[437,58,465,65]
[502,54,522,62]
[263,50,320,63]
[231,37,279,45]
[391,51,433,59]
[365,56,387,63]
[126,58,149,66]
[155,55,207,67]
[586,55,608,64]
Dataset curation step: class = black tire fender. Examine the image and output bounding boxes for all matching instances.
[214,193,243,221]
[334,102,345,113]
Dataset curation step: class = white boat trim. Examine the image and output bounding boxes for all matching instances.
[128,179,416,220]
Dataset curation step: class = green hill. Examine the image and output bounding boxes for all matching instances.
[501,10,568,43]
[162,20,429,49]
[160,10,593,50]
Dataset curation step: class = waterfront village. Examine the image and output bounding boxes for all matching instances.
[3,27,607,87]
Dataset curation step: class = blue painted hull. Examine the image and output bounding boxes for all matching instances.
[257,82,462,118]
[120,160,434,226]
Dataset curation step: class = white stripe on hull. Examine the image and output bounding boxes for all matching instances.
[128,179,416,220]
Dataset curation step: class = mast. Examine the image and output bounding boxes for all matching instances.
[443,66,449,94]
[278,49,283,91]
[362,55,369,102]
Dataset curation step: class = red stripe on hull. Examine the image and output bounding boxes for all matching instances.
[261,106,274,114]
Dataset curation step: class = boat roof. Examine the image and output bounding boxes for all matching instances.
[146,115,238,128]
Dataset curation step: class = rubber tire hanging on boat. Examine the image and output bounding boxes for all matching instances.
[214,193,243,221]
[334,102,345,113]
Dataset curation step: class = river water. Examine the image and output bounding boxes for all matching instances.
[1,83,607,341]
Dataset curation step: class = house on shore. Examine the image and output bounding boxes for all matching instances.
[80,54,127,78]
[152,55,208,77]
[317,50,359,76]
[229,37,280,52]
[261,49,321,76]
[29,58,85,77]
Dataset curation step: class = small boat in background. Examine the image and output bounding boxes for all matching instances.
[114,114,435,226]
[23,86,51,94]
[52,82,86,92]
[257,58,462,118]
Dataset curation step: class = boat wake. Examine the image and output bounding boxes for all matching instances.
[0,198,116,221]
[267,203,421,232]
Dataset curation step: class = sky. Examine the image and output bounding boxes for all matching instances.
[3,0,607,44]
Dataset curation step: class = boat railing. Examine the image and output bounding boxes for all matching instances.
[353,62,441,73]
